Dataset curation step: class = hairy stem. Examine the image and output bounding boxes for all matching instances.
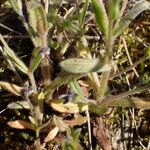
[97,18,113,101]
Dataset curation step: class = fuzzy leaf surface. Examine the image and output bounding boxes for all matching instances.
[60,58,111,73]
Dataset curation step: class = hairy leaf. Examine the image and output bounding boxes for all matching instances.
[91,0,108,37]
[106,97,150,109]
[44,72,83,97]
[57,16,80,33]
[79,0,89,27]
[60,58,111,73]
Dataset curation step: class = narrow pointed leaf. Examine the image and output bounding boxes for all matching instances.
[0,35,28,74]
[108,0,121,21]
[57,16,80,33]
[79,0,89,27]
[60,58,111,73]
[91,0,108,37]
[106,97,150,109]
[69,78,83,95]
[29,47,42,72]
[28,2,48,35]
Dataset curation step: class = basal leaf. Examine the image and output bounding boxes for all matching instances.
[60,58,111,73]
[108,0,121,21]
[9,0,23,15]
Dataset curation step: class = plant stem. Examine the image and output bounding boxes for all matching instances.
[28,72,37,93]
[97,18,113,101]
[86,108,93,150]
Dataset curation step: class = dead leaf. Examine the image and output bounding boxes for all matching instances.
[7,120,33,130]
[0,81,23,96]
[53,115,69,131]
[78,80,89,87]
[51,99,88,113]
[64,116,87,126]
[81,86,89,97]
[44,127,59,143]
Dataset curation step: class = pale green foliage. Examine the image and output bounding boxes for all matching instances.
[60,58,111,73]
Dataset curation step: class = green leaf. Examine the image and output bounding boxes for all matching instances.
[114,1,150,38]
[145,47,150,58]
[106,97,150,109]
[89,103,109,115]
[69,78,83,95]
[91,0,108,37]
[0,35,28,74]
[29,47,43,72]
[62,128,84,150]
[9,0,23,15]
[108,0,121,21]
[28,3,48,33]
[44,72,83,97]
[57,16,80,33]
[60,58,111,73]
[47,0,62,24]
[79,0,89,27]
